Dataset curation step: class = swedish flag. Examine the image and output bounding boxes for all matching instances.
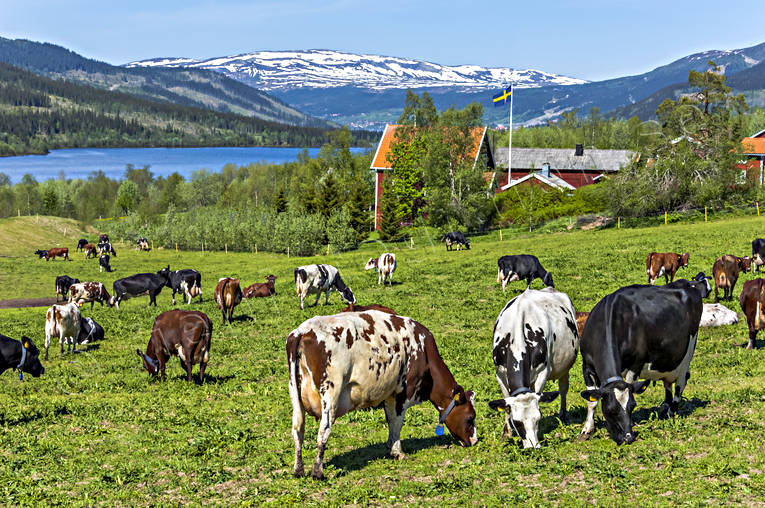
[492,85,512,107]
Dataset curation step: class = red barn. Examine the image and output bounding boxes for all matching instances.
[739,130,765,185]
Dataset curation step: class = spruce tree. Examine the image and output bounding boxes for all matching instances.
[345,179,371,244]
[272,186,287,213]
[378,178,402,241]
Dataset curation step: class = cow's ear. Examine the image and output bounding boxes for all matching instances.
[466,390,475,404]
[452,385,465,403]
[136,348,143,357]
[631,380,650,395]
[581,389,602,402]
[488,399,507,412]
[539,391,560,403]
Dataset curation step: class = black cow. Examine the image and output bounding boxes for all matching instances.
[752,239,765,272]
[111,266,171,309]
[443,231,470,251]
[0,334,44,379]
[167,269,203,305]
[34,249,48,259]
[78,317,104,344]
[76,239,88,252]
[55,275,80,301]
[99,254,113,273]
[497,255,554,292]
[578,272,711,445]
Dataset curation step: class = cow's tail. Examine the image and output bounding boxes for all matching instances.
[294,268,307,296]
[286,330,304,413]
[757,283,765,330]
[646,253,653,273]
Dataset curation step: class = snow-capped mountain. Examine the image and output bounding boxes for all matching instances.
[126,49,588,91]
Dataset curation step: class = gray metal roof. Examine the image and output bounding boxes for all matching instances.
[494,147,634,173]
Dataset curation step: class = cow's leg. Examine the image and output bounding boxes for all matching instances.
[199,354,207,384]
[59,333,65,357]
[311,402,336,480]
[558,372,570,424]
[323,289,330,306]
[502,278,508,292]
[221,307,227,325]
[747,327,757,350]
[288,355,306,477]
[158,354,168,382]
[44,332,50,360]
[578,385,599,440]
[383,398,407,459]
[714,284,719,303]
[172,290,177,305]
[313,291,321,307]
[228,306,234,323]
[658,380,674,419]
[501,412,514,440]
[90,301,95,311]
[299,294,305,310]
[186,289,192,305]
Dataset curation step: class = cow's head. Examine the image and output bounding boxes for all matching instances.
[464,239,471,250]
[34,250,47,258]
[136,348,159,376]
[488,389,559,448]
[581,378,649,445]
[443,386,478,447]
[740,256,752,273]
[680,252,690,268]
[157,265,171,281]
[19,337,44,377]
[340,286,356,305]
[543,272,554,288]
[691,272,712,298]
[364,258,378,272]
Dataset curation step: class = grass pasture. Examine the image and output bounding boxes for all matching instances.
[1,216,764,505]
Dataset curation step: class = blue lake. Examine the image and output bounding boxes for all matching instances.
[0,146,369,183]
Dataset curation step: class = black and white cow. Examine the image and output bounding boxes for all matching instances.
[78,317,104,344]
[110,266,171,309]
[578,272,711,445]
[167,269,202,305]
[443,231,470,251]
[294,264,355,310]
[98,241,116,257]
[55,275,80,301]
[752,238,765,272]
[488,288,579,448]
[34,249,48,259]
[0,334,44,379]
[99,254,113,273]
[497,255,554,292]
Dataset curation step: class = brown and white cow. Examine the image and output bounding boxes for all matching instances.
[83,243,97,259]
[44,302,82,360]
[136,309,212,382]
[45,247,70,261]
[243,275,277,298]
[364,253,397,286]
[68,282,112,310]
[646,252,689,284]
[287,310,477,479]
[214,277,243,325]
[340,303,398,314]
[739,279,765,349]
[713,254,751,302]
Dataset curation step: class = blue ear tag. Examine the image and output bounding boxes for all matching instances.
[18,371,23,381]
[434,424,444,436]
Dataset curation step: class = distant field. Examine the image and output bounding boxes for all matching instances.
[0,216,764,505]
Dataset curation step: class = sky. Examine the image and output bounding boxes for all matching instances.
[1,0,764,82]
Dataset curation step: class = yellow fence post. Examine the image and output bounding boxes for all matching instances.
[225,243,228,254]
[758,201,760,216]
[175,242,178,252]
[665,211,668,225]
[326,245,330,256]
[618,217,621,229]
[705,207,708,222]
[499,230,503,241]
[410,237,414,248]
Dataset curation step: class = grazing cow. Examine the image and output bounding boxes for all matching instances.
[84,243,97,259]
[497,255,554,292]
[341,303,398,314]
[487,288,579,448]
[136,236,150,251]
[713,254,750,302]
[44,302,82,360]
[99,254,113,273]
[110,266,171,309]
[287,310,477,479]
[365,253,397,286]
[76,238,88,252]
[243,275,276,299]
[45,247,70,261]
[97,241,116,257]
[294,264,355,310]
[34,249,48,259]
[136,309,212,383]
[578,273,711,444]
[646,252,690,285]
[738,278,765,349]
[55,275,80,301]
[78,317,104,344]
[443,231,470,251]
[0,335,44,379]
[752,239,765,272]
[167,269,203,305]
[214,277,243,325]
[699,303,738,327]
[69,282,112,311]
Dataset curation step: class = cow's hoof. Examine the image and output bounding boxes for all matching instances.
[310,467,324,480]
[577,431,592,442]
[389,451,407,460]
[293,466,305,478]
[559,414,569,425]
[658,405,673,420]
[746,341,755,350]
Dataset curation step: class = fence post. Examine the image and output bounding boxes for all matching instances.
[287,246,289,258]
[326,245,330,256]
[499,230,503,241]
[758,202,760,217]
[410,237,414,248]
[225,243,228,254]
[705,207,708,222]
[202,241,204,254]
[664,211,667,225]
[175,242,178,252]
[618,217,620,229]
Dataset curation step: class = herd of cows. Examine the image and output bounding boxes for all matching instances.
[2,231,765,480]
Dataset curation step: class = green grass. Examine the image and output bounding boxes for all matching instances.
[1,216,765,505]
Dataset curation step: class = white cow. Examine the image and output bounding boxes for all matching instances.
[488,287,579,448]
[44,302,82,360]
[364,253,397,286]
[699,303,738,327]
[293,264,355,310]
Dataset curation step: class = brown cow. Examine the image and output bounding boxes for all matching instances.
[739,279,765,349]
[341,303,398,314]
[646,252,689,284]
[136,309,212,382]
[243,275,277,298]
[214,277,243,325]
[45,247,70,261]
[83,243,97,259]
[713,254,751,302]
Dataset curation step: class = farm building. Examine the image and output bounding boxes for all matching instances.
[739,129,765,184]
[370,124,495,230]
[493,145,635,191]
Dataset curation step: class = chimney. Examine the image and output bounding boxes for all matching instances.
[575,144,584,156]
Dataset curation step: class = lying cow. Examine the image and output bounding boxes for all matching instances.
[488,288,579,448]
[365,253,397,286]
[0,334,44,379]
[76,238,88,252]
[497,255,554,292]
[44,302,82,360]
[579,272,711,444]
[214,277,243,325]
[739,279,765,349]
[45,248,69,261]
[443,231,470,251]
[713,254,750,302]
[167,269,202,305]
[243,275,276,298]
[287,310,477,479]
[111,266,171,309]
[137,309,212,383]
[69,282,112,310]
[752,239,765,272]
[294,264,355,310]
[646,252,689,285]
[84,243,97,259]
[55,275,80,301]
[78,317,104,344]
[34,249,48,259]
[699,303,738,327]
[341,303,398,314]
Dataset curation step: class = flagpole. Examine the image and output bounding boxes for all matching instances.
[508,84,513,183]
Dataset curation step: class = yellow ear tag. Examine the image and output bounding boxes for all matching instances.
[23,340,29,349]
[589,396,597,402]
[454,395,460,401]
[496,406,503,412]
